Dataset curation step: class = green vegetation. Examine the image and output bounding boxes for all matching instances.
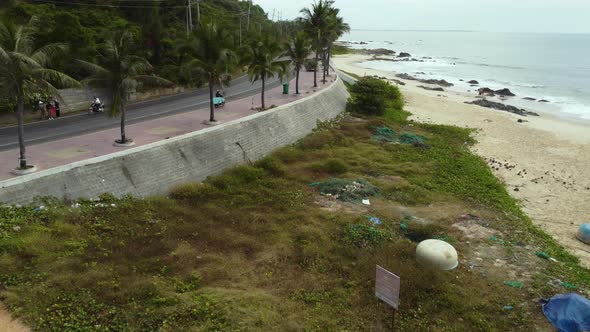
[300,0,349,87]
[284,31,312,94]
[182,23,237,122]
[1,76,588,330]
[347,76,404,116]
[0,16,81,169]
[242,35,289,110]
[0,0,351,171]
[331,44,352,55]
[78,30,172,144]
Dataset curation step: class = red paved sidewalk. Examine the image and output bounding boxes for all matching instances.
[0,70,337,181]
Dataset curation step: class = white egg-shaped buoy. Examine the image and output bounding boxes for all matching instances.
[577,223,590,245]
[416,239,458,270]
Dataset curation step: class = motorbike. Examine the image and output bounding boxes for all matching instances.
[89,102,105,114]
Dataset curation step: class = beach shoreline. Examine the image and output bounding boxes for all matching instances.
[334,53,590,268]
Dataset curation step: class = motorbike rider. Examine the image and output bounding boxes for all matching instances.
[92,96,102,112]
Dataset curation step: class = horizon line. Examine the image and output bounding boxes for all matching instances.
[348,28,590,35]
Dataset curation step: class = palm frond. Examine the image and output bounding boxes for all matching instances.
[76,59,111,78]
[132,75,173,88]
[33,69,82,89]
[31,43,69,67]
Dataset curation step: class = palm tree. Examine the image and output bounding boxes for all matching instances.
[324,10,350,78]
[0,17,80,171]
[182,23,236,123]
[242,36,289,110]
[284,32,312,94]
[78,30,171,145]
[300,0,334,88]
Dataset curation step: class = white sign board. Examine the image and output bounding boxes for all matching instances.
[375,265,400,310]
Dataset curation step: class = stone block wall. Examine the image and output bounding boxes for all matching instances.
[0,78,349,205]
[58,87,188,114]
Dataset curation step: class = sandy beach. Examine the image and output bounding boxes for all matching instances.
[334,53,590,268]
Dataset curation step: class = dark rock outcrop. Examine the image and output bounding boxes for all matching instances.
[467,80,479,84]
[523,97,536,101]
[494,88,516,96]
[465,99,539,117]
[478,87,516,97]
[398,52,411,58]
[538,99,550,103]
[418,85,444,92]
[368,48,396,56]
[478,87,495,96]
[395,73,454,87]
[391,79,406,86]
[396,73,417,80]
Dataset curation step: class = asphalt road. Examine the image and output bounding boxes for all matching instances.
[0,74,289,151]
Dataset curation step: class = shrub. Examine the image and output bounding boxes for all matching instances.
[255,156,287,177]
[310,158,349,174]
[343,223,389,248]
[304,59,318,72]
[169,182,217,201]
[346,77,403,116]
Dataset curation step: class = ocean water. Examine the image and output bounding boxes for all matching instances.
[342,30,590,121]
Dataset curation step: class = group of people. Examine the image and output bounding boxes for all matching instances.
[38,98,61,120]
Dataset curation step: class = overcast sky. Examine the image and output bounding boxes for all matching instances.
[253,0,590,34]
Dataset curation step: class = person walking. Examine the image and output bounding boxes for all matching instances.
[45,100,53,120]
[38,101,47,120]
[54,98,61,118]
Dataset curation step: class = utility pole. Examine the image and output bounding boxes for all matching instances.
[239,15,242,46]
[196,0,201,25]
[186,3,190,37]
[272,9,275,21]
[188,0,193,30]
[247,0,251,31]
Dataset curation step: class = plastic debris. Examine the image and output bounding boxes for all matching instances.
[541,293,590,332]
[503,305,514,311]
[398,133,426,145]
[577,223,590,245]
[416,239,459,270]
[536,251,559,262]
[489,235,506,245]
[561,282,577,290]
[368,216,382,225]
[504,281,523,289]
[362,199,371,206]
[372,127,396,143]
[315,178,379,202]
[372,127,428,146]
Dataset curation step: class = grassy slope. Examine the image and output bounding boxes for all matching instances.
[0,83,589,331]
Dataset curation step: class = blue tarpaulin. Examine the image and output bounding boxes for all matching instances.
[541,293,590,332]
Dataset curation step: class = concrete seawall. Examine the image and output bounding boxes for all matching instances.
[0,77,349,205]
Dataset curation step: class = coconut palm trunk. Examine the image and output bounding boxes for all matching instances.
[322,50,327,83]
[120,102,127,143]
[16,94,26,169]
[261,76,266,109]
[295,66,301,94]
[314,50,319,88]
[208,77,215,122]
[326,46,331,76]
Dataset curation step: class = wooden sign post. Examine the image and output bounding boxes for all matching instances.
[375,265,400,331]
